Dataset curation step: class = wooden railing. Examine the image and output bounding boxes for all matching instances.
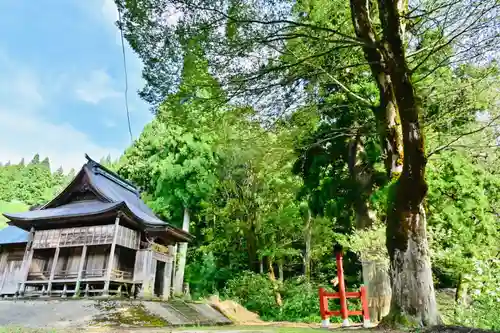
[27,268,133,281]
[83,268,106,278]
[54,270,79,280]
[111,269,133,280]
[27,271,51,281]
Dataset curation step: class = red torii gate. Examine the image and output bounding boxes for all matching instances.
[318,248,370,328]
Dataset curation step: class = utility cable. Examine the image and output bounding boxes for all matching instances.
[117,6,133,143]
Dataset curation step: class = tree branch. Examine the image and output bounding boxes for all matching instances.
[428,114,500,157]
[181,2,370,47]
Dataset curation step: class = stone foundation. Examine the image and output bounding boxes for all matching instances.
[0,299,232,328]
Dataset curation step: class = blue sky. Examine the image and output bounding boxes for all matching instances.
[0,0,152,171]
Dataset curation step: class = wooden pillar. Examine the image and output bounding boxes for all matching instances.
[319,287,329,328]
[19,227,35,296]
[47,246,60,295]
[74,245,87,297]
[0,248,8,295]
[0,248,8,273]
[137,250,153,298]
[336,251,349,327]
[162,246,174,300]
[103,214,121,296]
[47,231,62,295]
[171,244,177,289]
[173,208,189,294]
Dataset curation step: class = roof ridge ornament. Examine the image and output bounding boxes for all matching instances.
[84,154,140,195]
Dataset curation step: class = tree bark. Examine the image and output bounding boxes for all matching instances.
[246,218,259,272]
[455,273,469,305]
[350,0,441,326]
[348,132,377,229]
[377,0,441,326]
[350,1,403,180]
[173,207,190,295]
[278,259,284,282]
[303,207,312,280]
[267,258,283,307]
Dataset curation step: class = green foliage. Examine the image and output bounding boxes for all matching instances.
[337,223,388,264]
[426,151,500,286]
[223,272,362,323]
[224,271,277,318]
[451,259,500,330]
[223,272,320,322]
[0,155,72,207]
[271,279,325,323]
[455,296,500,331]
[0,200,29,227]
[120,118,218,220]
[185,250,232,299]
[119,39,224,221]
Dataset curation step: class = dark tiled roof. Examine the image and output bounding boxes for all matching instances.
[0,226,28,244]
[1,155,192,244]
[85,161,167,227]
[3,200,121,221]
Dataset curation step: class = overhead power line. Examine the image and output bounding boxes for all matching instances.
[117,6,133,143]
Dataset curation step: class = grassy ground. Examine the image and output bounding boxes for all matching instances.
[179,327,379,333]
[0,327,382,333]
[179,326,326,333]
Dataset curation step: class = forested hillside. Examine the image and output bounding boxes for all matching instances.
[0,155,115,226]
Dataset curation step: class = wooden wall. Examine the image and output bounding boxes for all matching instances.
[32,225,139,250]
[0,246,25,294]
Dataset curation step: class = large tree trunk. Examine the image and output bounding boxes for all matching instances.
[350,0,440,326]
[350,1,403,181]
[386,205,439,325]
[173,207,190,295]
[378,0,440,326]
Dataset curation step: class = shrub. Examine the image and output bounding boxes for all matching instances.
[455,298,500,331]
[453,258,500,331]
[223,271,278,318]
[223,272,360,323]
[271,278,324,323]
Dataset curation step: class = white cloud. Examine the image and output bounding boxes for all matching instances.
[75,69,121,104]
[0,110,121,172]
[0,52,44,112]
[0,52,120,172]
[101,0,118,23]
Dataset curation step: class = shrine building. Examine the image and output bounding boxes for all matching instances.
[0,155,192,298]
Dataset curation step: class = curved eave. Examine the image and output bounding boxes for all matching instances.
[5,202,126,230]
[167,226,194,242]
[119,207,193,242]
[144,225,193,243]
[4,202,124,223]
